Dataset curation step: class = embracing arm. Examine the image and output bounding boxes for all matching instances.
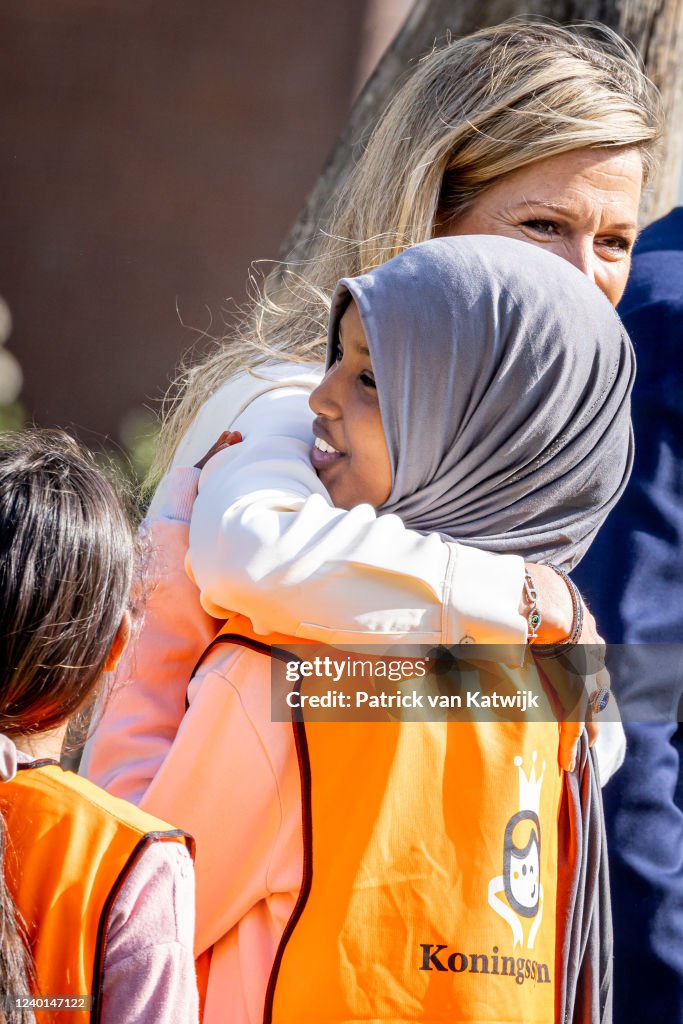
[84,362,610,801]
[187,385,528,647]
[82,471,218,802]
[185,381,620,776]
[82,365,317,801]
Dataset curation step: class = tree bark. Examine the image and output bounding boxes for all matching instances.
[280,0,683,261]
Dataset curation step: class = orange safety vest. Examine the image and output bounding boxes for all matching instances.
[195,614,566,1024]
[0,760,193,1024]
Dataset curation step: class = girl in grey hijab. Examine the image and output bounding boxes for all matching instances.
[309,234,633,1024]
[321,234,633,568]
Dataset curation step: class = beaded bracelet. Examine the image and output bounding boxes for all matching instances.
[533,563,583,659]
[588,686,611,714]
[523,567,542,643]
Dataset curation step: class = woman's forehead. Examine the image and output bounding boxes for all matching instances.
[465,147,643,226]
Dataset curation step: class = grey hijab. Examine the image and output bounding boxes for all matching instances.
[327,235,634,570]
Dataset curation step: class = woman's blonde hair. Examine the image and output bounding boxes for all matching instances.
[150,18,661,487]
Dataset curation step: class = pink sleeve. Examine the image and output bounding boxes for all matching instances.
[102,841,199,1024]
[82,468,218,804]
[138,651,290,956]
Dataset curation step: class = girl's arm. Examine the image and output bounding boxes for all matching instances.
[82,367,317,801]
[84,366,317,799]
[185,378,527,648]
[183,377,623,781]
[83,364,600,801]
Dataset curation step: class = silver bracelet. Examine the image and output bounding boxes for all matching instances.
[524,567,542,643]
[533,563,583,659]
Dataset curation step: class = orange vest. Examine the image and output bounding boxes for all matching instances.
[197,615,565,1024]
[0,761,193,1024]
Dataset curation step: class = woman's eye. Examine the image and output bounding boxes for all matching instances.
[360,371,376,389]
[334,344,344,363]
[521,219,559,237]
[596,236,632,256]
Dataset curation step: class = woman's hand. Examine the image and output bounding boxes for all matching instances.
[523,563,609,771]
[194,431,243,471]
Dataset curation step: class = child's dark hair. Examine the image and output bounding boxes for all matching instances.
[0,819,34,1023]
[0,429,133,1019]
[0,429,134,737]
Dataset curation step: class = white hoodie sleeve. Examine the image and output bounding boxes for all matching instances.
[83,363,621,801]
[182,365,527,649]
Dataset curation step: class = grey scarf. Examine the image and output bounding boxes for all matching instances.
[327,235,635,570]
[327,235,624,1023]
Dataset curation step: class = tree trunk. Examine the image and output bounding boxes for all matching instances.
[280,0,683,262]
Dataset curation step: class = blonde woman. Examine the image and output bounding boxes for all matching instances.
[96,236,631,1023]
[85,19,659,1007]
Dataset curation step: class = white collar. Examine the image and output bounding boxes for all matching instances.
[0,735,34,782]
[0,734,18,781]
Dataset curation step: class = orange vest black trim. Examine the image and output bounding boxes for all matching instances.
[0,761,193,1024]
[194,615,565,1024]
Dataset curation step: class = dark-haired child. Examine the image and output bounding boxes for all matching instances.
[0,430,199,1024]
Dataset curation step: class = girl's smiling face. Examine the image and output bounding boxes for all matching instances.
[309,300,392,510]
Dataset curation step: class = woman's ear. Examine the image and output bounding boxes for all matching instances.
[103,610,132,674]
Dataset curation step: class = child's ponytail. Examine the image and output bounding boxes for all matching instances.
[0,814,34,1023]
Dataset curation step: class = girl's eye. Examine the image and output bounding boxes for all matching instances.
[334,344,344,363]
[521,219,559,237]
[360,371,376,389]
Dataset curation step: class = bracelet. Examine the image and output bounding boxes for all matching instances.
[533,563,583,659]
[588,686,611,714]
[523,567,542,643]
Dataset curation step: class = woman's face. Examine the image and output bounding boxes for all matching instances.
[309,301,392,510]
[443,147,643,307]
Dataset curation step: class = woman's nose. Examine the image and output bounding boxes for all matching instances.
[564,236,596,281]
[309,365,341,417]
[560,237,623,307]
